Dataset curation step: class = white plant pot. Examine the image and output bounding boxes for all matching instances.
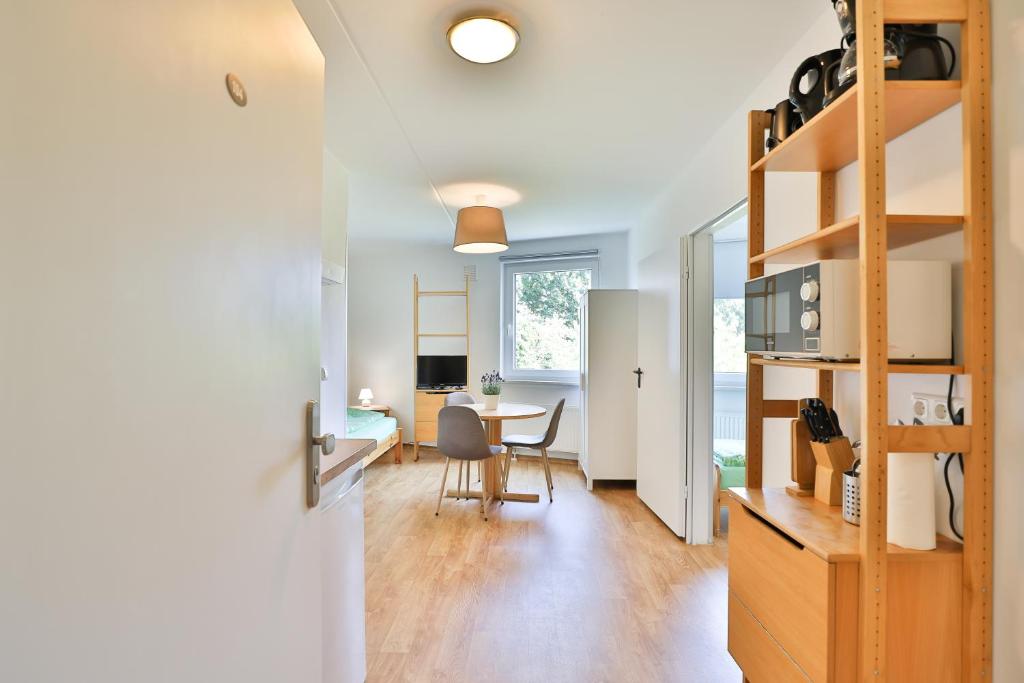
[484,394,500,410]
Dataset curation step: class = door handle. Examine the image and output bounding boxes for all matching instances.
[633,367,644,389]
[305,400,334,508]
[313,432,336,456]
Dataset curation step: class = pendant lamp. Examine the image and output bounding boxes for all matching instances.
[453,202,508,254]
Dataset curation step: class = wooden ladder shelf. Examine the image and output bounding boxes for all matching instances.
[743,1,993,680]
[411,274,471,461]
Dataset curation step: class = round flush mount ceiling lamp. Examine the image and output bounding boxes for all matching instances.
[453,205,509,253]
[447,17,519,64]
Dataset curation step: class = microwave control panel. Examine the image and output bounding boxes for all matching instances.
[800,263,821,353]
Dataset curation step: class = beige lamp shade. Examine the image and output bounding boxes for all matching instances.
[453,206,509,253]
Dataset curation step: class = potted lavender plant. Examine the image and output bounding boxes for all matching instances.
[481,371,503,410]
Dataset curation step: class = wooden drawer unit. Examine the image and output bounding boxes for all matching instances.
[727,488,961,683]
[415,391,447,418]
[729,499,831,681]
[413,390,460,457]
[414,420,437,443]
[729,596,810,683]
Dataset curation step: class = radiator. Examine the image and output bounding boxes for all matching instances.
[503,404,580,455]
[550,404,579,454]
[714,412,746,441]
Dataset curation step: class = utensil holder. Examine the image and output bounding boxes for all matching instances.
[842,459,861,525]
[810,437,855,506]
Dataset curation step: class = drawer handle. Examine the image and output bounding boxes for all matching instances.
[742,506,805,551]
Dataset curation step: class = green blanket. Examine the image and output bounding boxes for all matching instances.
[346,408,385,435]
[713,439,747,489]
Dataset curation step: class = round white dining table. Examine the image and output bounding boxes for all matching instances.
[444,403,547,505]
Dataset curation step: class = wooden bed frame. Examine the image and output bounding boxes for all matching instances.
[361,427,403,468]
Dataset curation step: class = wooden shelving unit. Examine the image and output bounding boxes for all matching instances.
[411,274,471,461]
[742,1,993,680]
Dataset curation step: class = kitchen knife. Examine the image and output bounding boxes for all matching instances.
[829,408,843,437]
[801,408,825,442]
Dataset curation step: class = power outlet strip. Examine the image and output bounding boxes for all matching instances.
[911,392,965,426]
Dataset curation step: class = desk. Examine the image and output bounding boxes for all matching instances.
[445,403,546,505]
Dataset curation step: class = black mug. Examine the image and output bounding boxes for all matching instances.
[766,99,802,151]
[789,49,845,123]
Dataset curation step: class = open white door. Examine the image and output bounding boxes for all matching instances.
[683,234,715,544]
[636,243,686,536]
[2,3,329,681]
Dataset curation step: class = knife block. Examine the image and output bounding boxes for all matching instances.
[810,437,855,506]
[786,419,816,498]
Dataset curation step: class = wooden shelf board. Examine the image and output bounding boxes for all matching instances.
[890,424,972,453]
[728,487,962,563]
[884,0,967,24]
[750,357,964,375]
[750,214,963,265]
[751,81,962,173]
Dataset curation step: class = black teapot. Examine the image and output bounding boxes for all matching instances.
[789,49,845,123]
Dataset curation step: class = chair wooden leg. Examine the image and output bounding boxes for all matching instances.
[436,457,451,516]
[480,468,487,521]
[541,447,553,502]
[503,448,513,491]
[457,460,464,499]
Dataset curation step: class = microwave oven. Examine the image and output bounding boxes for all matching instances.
[744,260,952,362]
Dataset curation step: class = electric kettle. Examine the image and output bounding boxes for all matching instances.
[898,25,956,80]
[789,49,844,123]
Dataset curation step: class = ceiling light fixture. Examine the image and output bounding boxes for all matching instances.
[453,197,509,253]
[447,17,519,64]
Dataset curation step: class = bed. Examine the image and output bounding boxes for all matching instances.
[347,408,403,466]
[713,438,746,536]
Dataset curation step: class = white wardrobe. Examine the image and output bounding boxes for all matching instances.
[579,289,638,490]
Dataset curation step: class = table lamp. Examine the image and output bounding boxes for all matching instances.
[358,388,374,407]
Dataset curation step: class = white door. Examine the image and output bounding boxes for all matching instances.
[683,233,715,544]
[579,294,590,475]
[636,243,686,536]
[1,3,328,681]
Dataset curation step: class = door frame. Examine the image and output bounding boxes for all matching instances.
[683,200,747,544]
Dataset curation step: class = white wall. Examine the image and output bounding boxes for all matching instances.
[348,231,629,453]
[628,4,1023,679]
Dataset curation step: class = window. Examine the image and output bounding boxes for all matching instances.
[501,255,599,383]
[713,297,746,377]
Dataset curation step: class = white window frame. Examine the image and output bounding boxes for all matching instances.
[500,254,599,384]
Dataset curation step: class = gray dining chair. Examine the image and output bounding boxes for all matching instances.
[445,391,479,493]
[444,391,476,406]
[501,398,565,502]
[436,405,503,520]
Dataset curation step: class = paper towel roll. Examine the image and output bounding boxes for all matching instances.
[887,452,937,550]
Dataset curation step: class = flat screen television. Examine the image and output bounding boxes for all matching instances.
[416,355,468,389]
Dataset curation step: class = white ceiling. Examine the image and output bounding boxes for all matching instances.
[300,0,823,245]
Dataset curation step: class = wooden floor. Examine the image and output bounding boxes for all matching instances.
[363,447,740,682]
